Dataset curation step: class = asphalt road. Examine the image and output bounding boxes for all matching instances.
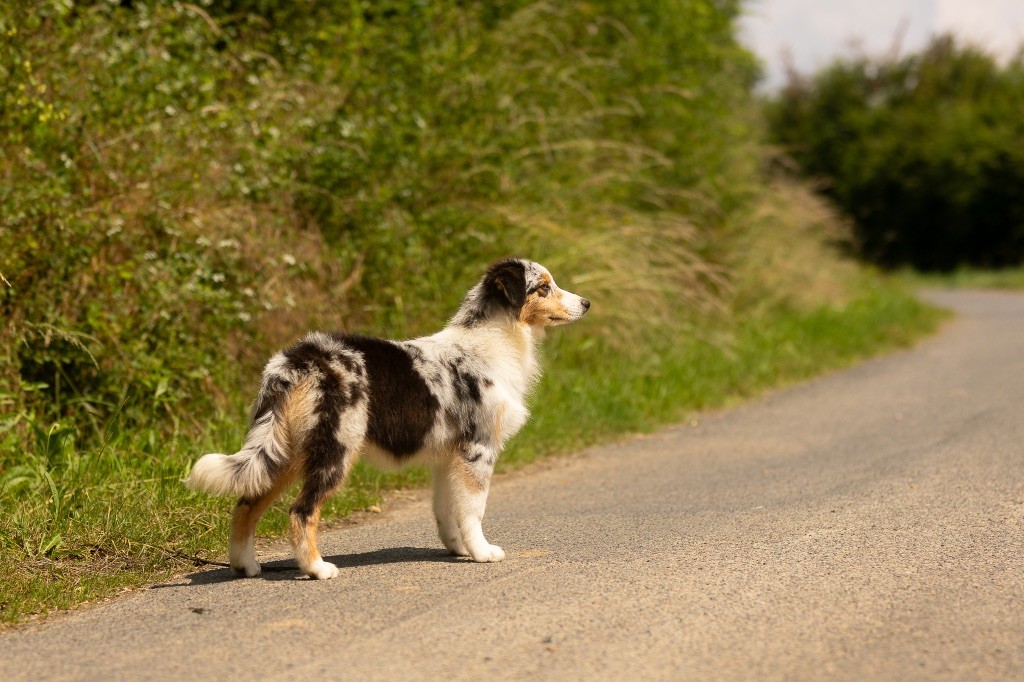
[2,290,1022,681]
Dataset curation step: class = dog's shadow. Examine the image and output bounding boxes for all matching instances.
[153,546,464,588]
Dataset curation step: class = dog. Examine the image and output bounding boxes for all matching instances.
[185,258,590,579]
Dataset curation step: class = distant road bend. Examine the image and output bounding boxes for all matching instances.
[1,289,1022,680]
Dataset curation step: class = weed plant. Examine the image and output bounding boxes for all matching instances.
[0,0,940,622]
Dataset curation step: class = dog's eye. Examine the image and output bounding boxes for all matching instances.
[537,284,551,297]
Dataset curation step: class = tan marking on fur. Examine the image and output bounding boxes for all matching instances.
[230,466,298,568]
[492,404,507,443]
[230,504,252,563]
[282,377,318,447]
[452,457,486,493]
[287,458,354,572]
[290,506,323,569]
[519,287,571,327]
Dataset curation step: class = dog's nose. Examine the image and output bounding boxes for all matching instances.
[581,298,591,311]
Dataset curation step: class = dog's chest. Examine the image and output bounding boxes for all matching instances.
[406,334,534,450]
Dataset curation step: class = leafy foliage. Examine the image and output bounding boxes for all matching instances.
[1,0,756,447]
[0,0,932,623]
[767,36,1024,270]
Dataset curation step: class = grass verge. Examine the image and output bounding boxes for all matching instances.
[898,267,1024,290]
[0,280,943,626]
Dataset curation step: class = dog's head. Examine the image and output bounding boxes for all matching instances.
[479,258,590,327]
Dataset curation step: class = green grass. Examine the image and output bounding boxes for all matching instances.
[899,267,1024,290]
[0,281,942,625]
[0,0,949,626]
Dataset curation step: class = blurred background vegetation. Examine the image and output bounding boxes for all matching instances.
[767,35,1024,271]
[0,0,944,621]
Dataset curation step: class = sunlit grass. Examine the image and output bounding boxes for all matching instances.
[0,0,947,626]
[0,282,942,625]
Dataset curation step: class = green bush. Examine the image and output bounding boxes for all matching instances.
[1,0,757,451]
[0,0,941,622]
[767,36,1024,270]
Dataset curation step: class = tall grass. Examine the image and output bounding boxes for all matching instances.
[0,0,941,623]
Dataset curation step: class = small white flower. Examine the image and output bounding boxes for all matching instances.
[143,251,158,260]
[238,311,252,322]
[282,253,297,266]
[211,273,225,283]
[196,236,211,247]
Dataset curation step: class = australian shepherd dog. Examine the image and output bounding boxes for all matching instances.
[185,258,590,579]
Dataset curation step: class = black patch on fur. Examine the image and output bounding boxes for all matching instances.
[445,408,460,429]
[483,258,527,311]
[445,356,482,405]
[452,258,531,327]
[404,343,425,363]
[301,376,349,489]
[283,337,365,408]
[339,335,440,458]
[291,444,347,520]
[460,420,479,445]
[250,373,291,424]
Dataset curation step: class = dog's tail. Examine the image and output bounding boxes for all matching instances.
[185,368,292,500]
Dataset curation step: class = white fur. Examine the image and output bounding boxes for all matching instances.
[184,407,289,499]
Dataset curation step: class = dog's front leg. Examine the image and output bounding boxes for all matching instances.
[433,460,470,557]
[435,445,504,562]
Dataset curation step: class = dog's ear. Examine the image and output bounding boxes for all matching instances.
[484,259,527,310]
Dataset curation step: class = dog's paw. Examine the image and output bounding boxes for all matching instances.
[306,559,339,580]
[471,544,506,563]
[231,562,261,578]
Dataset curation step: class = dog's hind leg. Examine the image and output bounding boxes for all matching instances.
[436,445,504,563]
[289,414,365,579]
[229,468,296,577]
[284,342,369,580]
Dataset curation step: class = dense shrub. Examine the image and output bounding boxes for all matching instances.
[767,36,1024,270]
[1,1,934,621]
[0,0,756,452]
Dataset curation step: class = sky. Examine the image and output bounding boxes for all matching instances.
[739,0,1024,89]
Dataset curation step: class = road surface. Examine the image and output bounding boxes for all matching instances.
[1,289,1022,680]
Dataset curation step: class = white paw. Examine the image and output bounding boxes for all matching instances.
[306,559,339,580]
[471,544,506,563]
[232,561,261,578]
